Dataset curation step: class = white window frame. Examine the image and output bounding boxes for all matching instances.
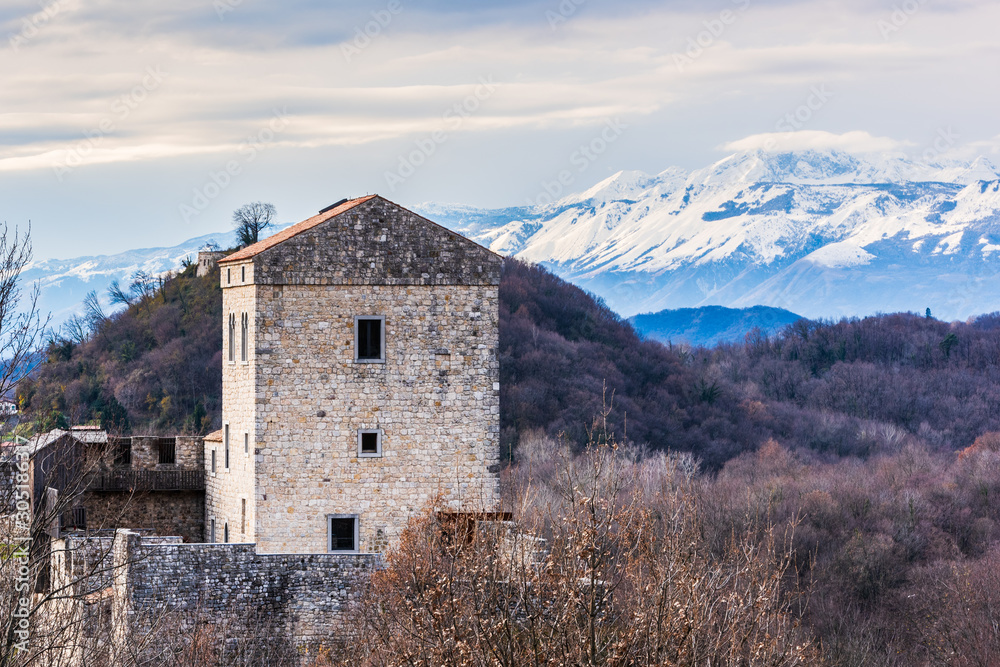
[357,428,383,458]
[327,514,360,553]
[354,316,386,364]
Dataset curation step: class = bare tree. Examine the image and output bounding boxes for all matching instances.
[0,225,48,399]
[232,202,276,247]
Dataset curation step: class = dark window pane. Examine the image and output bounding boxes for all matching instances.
[330,518,355,551]
[361,432,379,454]
[357,319,382,359]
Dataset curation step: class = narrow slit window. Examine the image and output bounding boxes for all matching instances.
[228,314,236,362]
[240,313,248,361]
[328,515,358,552]
[224,523,229,543]
[241,265,245,282]
[211,449,217,474]
[241,499,246,534]
[210,518,216,543]
[244,433,249,454]
[354,316,385,362]
[227,268,231,284]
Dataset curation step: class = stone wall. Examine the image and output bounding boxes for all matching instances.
[130,436,203,470]
[85,491,204,543]
[113,531,378,650]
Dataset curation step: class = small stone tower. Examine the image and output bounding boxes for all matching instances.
[208,196,502,554]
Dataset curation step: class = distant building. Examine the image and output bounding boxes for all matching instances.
[196,248,227,277]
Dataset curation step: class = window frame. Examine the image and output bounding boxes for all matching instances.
[210,449,217,475]
[357,428,383,458]
[353,316,386,364]
[327,514,360,553]
[210,518,216,543]
[244,432,249,455]
[223,425,230,470]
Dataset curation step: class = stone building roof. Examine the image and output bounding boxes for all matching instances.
[220,196,376,263]
[203,429,224,442]
[217,195,502,287]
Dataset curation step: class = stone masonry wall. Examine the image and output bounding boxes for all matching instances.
[253,283,501,554]
[85,491,204,543]
[211,281,257,544]
[130,436,203,471]
[113,532,378,650]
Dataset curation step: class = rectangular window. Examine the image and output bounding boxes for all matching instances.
[244,433,249,454]
[241,265,245,282]
[357,429,382,458]
[328,515,359,552]
[225,440,230,470]
[157,438,176,465]
[354,316,385,363]
[227,268,231,284]
[240,313,248,362]
[210,518,216,543]
[228,314,235,362]
[241,499,246,534]
[211,449,217,474]
[224,425,230,469]
[224,523,229,543]
[112,438,131,467]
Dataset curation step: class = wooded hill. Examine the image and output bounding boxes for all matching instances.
[23,258,1000,469]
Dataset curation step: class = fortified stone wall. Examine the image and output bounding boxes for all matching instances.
[112,531,377,650]
[85,491,204,543]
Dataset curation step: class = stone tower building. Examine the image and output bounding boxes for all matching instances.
[209,195,502,554]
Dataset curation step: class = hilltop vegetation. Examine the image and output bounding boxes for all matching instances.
[21,263,222,434]
[22,257,1000,470]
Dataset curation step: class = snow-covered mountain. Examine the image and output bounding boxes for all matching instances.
[418,150,1000,321]
[26,224,293,328]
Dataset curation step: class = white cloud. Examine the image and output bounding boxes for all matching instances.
[720,131,912,154]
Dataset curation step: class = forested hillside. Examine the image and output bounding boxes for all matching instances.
[22,258,1000,471]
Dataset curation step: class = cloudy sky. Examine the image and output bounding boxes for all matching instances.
[2,0,998,260]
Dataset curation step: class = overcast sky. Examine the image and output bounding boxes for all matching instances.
[2,0,999,260]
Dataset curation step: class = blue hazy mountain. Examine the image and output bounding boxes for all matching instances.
[628,305,805,347]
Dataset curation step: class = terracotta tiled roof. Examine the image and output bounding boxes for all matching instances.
[219,195,377,263]
[204,429,224,442]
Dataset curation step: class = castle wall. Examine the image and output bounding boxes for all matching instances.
[252,282,501,554]
[84,491,204,543]
[113,532,377,651]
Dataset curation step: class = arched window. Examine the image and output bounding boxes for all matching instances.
[228,313,236,362]
[240,313,248,362]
